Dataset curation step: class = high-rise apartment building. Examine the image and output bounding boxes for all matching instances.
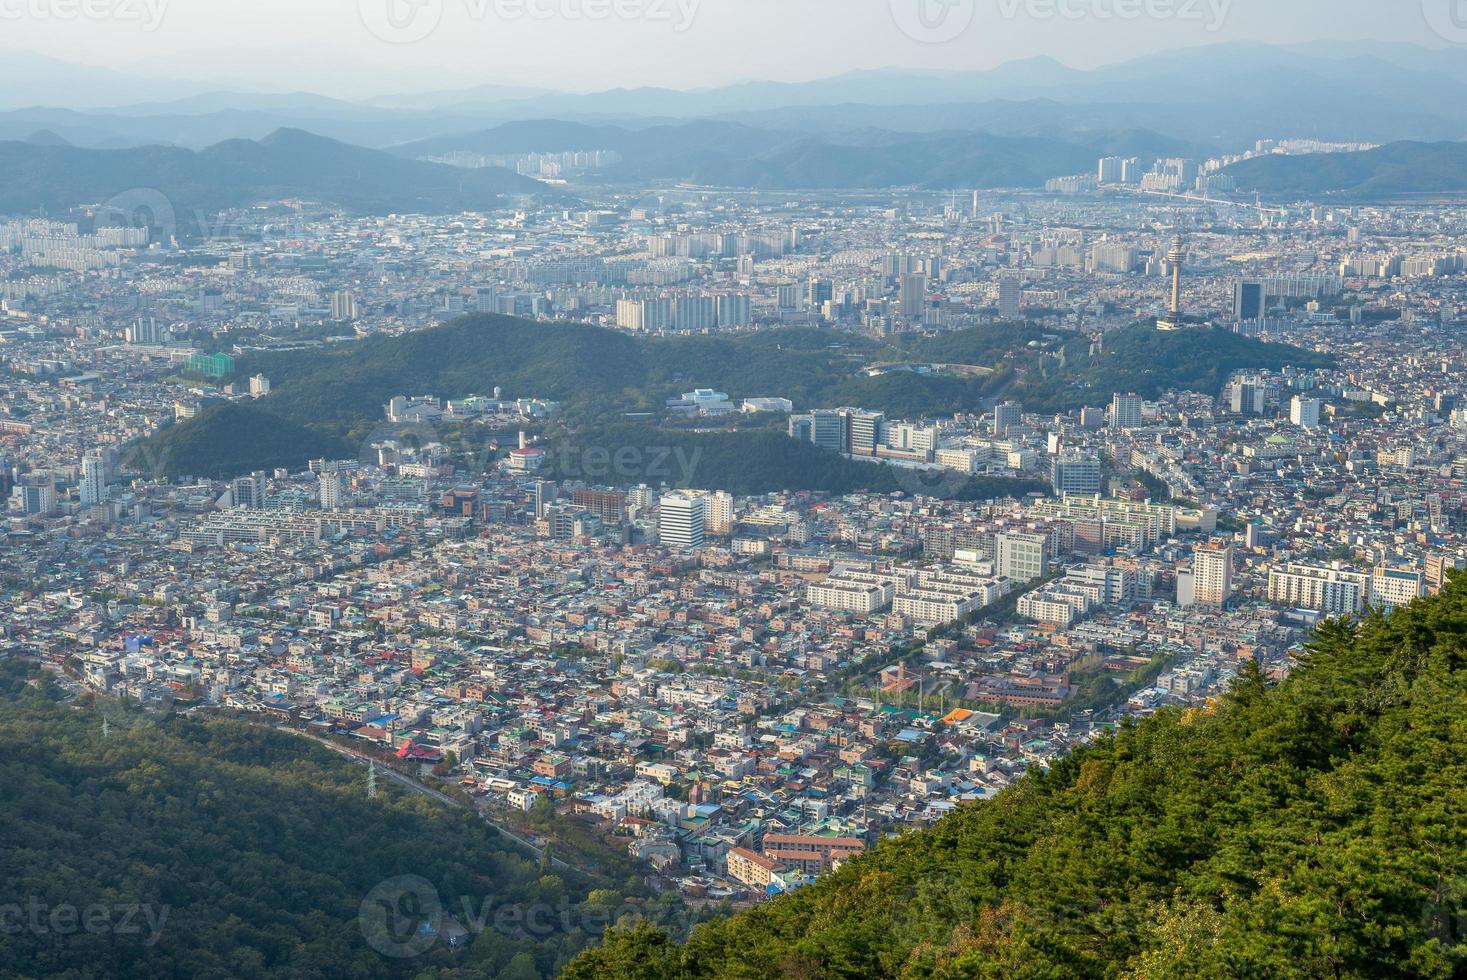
[1192,540,1234,607]
[1110,393,1143,430]
[78,454,105,507]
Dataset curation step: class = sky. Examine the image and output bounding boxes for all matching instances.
[1,0,1461,97]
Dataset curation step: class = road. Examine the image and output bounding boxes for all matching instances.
[281,727,585,876]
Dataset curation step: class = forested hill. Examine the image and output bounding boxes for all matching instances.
[130,316,1327,480]
[564,576,1467,979]
[0,662,643,980]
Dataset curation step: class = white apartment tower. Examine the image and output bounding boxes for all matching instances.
[1192,540,1234,607]
[79,454,105,507]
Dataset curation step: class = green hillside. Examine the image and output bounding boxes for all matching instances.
[132,402,352,480]
[1012,324,1333,412]
[1223,140,1467,197]
[131,317,1328,480]
[0,660,642,980]
[566,577,1467,979]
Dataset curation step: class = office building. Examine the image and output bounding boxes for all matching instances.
[1290,395,1323,429]
[232,471,267,510]
[809,410,849,453]
[1233,279,1265,322]
[1051,453,1103,497]
[659,491,707,550]
[848,411,885,455]
[997,532,1050,583]
[992,401,1023,436]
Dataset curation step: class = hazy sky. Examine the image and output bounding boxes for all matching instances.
[4,0,1459,96]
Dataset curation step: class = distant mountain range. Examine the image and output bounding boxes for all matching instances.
[1224,141,1467,198]
[0,129,562,234]
[5,42,1467,203]
[393,119,1198,190]
[6,42,1467,153]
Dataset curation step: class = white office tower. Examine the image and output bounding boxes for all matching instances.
[1192,540,1234,607]
[1111,392,1143,430]
[318,472,343,511]
[232,471,267,509]
[1290,395,1322,429]
[249,374,271,398]
[706,491,735,536]
[659,490,707,550]
[79,454,105,507]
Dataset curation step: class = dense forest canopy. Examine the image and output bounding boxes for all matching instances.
[0,663,648,980]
